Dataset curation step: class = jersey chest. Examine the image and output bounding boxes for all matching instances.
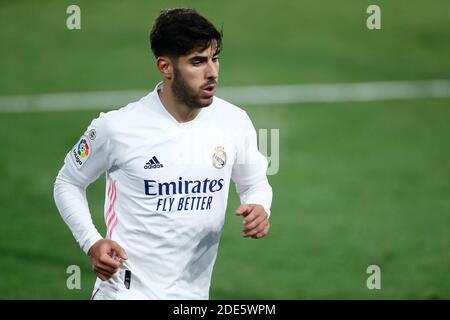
[111,127,236,203]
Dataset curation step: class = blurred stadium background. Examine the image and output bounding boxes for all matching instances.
[0,0,449,299]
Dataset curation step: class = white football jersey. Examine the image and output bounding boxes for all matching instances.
[54,82,272,299]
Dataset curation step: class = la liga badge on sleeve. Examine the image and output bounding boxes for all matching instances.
[71,136,92,169]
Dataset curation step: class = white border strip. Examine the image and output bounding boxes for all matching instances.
[0,80,449,113]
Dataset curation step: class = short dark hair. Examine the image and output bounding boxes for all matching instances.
[150,8,222,58]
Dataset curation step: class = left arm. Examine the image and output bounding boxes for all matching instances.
[231,112,273,239]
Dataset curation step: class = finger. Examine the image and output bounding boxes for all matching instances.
[242,211,256,226]
[243,212,267,231]
[244,221,267,237]
[252,223,270,239]
[96,273,108,281]
[235,204,253,217]
[93,263,115,276]
[110,241,128,260]
[96,261,119,274]
[96,272,111,281]
[243,219,268,237]
[100,254,122,269]
[243,206,267,225]
[94,266,114,280]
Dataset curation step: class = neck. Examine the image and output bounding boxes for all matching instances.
[158,82,201,123]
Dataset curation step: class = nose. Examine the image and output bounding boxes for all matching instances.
[205,59,218,80]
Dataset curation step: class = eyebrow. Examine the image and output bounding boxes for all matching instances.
[189,56,208,63]
[188,53,220,63]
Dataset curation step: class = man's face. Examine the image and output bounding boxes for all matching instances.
[171,43,220,109]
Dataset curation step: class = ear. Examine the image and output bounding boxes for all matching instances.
[156,57,173,80]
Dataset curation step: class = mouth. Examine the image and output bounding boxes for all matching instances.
[201,83,216,98]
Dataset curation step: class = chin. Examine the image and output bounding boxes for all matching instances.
[196,97,214,108]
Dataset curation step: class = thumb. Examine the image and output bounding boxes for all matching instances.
[235,204,253,216]
[110,241,128,260]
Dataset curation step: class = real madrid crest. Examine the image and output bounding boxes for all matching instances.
[212,145,227,169]
[87,129,96,140]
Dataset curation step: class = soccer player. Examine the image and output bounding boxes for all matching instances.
[54,8,272,300]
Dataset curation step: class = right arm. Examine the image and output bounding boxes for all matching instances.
[53,113,126,280]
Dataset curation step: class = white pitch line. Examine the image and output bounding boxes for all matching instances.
[0,80,449,113]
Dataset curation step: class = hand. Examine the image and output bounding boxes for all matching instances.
[87,239,128,281]
[235,204,270,239]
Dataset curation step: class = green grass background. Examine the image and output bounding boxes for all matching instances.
[0,0,449,299]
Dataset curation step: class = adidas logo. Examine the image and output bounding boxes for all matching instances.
[144,156,164,169]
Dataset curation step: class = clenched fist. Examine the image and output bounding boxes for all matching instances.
[87,239,128,281]
[235,204,270,239]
